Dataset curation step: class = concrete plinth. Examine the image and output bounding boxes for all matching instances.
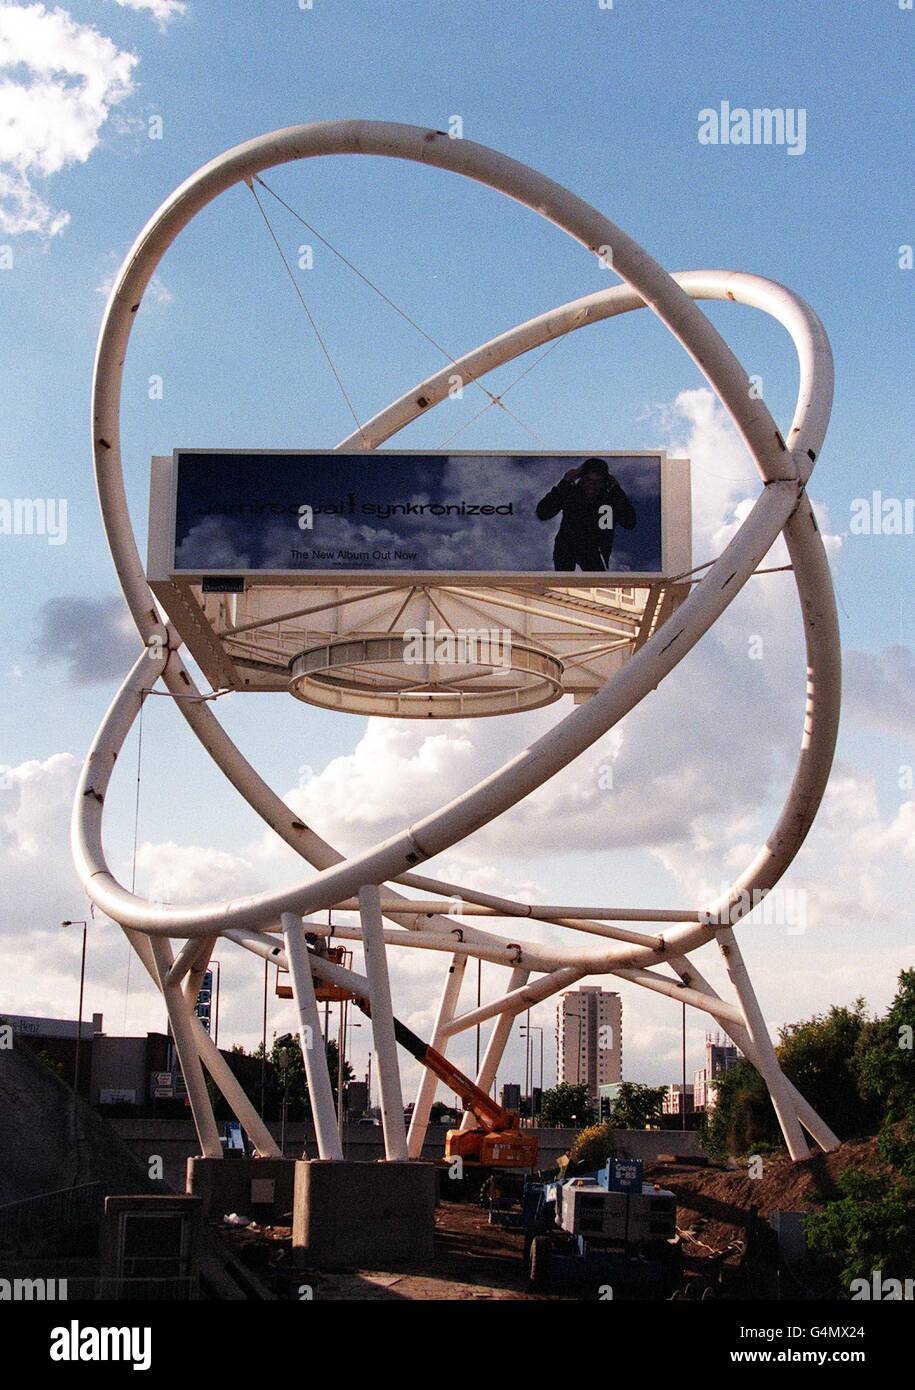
[101,1194,203,1299]
[187,1157,296,1222]
[293,1160,436,1267]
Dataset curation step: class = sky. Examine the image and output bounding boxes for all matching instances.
[0,0,913,1106]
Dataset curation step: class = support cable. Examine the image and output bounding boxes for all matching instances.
[247,178,368,445]
[252,173,547,446]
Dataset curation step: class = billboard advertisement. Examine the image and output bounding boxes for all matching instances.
[153,451,689,585]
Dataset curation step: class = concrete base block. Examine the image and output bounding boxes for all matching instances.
[187,1157,296,1222]
[293,1160,436,1267]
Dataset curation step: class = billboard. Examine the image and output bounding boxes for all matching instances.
[150,451,690,587]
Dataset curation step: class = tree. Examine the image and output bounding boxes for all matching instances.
[855,969,915,1127]
[702,1059,780,1158]
[703,1001,885,1160]
[538,1082,595,1128]
[271,1035,353,1120]
[779,999,881,1139]
[228,1035,354,1120]
[608,1082,666,1130]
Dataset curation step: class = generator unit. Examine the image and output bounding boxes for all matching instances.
[525,1164,681,1295]
[559,1178,677,1245]
[560,1182,628,1241]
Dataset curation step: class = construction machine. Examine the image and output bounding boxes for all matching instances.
[522,1159,682,1294]
[354,998,539,1169]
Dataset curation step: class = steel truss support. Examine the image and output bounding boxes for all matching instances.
[150,936,222,1159]
[459,966,530,1132]
[667,953,839,1152]
[134,928,281,1157]
[714,929,810,1159]
[407,954,466,1158]
[358,886,408,1160]
[73,120,845,1167]
[282,913,344,1160]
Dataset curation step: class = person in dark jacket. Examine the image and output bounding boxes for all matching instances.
[535,457,636,571]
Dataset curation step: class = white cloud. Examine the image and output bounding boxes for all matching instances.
[0,4,137,237]
[134,840,263,905]
[34,594,139,684]
[654,386,755,553]
[0,753,164,1035]
[113,0,186,27]
[96,263,172,304]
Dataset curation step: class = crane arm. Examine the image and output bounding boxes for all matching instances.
[352,995,511,1133]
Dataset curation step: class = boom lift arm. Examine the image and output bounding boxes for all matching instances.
[351,992,538,1168]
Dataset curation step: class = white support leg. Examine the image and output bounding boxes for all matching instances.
[150,936,222,1159]
[358,885,408,1160]
[281,913,344,1161]
[445,966,582,1039]
[126,926,281,1156]
[192,1019,282,1157]
[716,929,810,1160]
[460,965,530,1131]
[407,953,467,1158]
[669,954,840,1152]
[181,935,215,1009]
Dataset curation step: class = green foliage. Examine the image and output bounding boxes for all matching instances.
[875,1116,915,1180]
[701,1060,779,1159]
[570,1122,617,1171]
[702,995,896,1160]
[229,1034,353,1120]
[607,1081,666,1130]
[855,968,915,1125]
[778,1000,881,1139]
[270,1034,353,1120]
[805,1166,915,1287]
[538,1082,595,1128]
[800,974,915,1293]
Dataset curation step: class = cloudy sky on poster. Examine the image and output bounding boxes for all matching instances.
[172,452,663,573]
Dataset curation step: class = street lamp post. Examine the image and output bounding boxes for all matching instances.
[339,1016,362,1154]
[681,1001,687,1132]
[523,1008,531,1123]
[61,920,88,1095]
[211,959,222,1046]
[277,1046,290,1156]
[520,1021,544,1126]
[260,958,268,1116]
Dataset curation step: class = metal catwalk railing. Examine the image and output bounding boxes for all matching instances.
[0,1181,103,1254]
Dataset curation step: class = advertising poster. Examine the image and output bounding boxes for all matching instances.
[172,451,666,578]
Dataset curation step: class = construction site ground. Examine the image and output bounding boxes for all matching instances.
[224,1199,566,1300]
[221,1138,882,1301]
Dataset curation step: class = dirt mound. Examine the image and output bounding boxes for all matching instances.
[647,1137,884,1259]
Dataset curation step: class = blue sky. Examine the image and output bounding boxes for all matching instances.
[1,0,913,1096]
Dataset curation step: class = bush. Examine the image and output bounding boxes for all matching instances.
[779,1000,881,1139]
[855,969,915,1126]
[569,1123,616,1171]
[805,1166,915,1288]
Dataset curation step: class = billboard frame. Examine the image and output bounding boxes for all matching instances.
[148,449,691,591]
